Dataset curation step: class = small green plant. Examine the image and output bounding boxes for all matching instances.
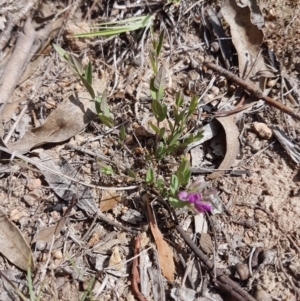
[53,44,113,128]
[145,156,190,208]
[148,31,203,160]
[145,156,216,213]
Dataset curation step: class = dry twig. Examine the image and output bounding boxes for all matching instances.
[175,224,258,301]
[131,234,148,301]
[203,60,300,121]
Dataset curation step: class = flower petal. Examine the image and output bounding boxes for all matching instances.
[178,190,188,201]
[187,192,201,204]
[194,200,212,213]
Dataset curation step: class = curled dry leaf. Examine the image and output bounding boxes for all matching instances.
[207,115,240,180]
[0,208,34,271]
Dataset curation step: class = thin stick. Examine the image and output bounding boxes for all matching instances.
[175,224,258,301]
[203,61,300,121]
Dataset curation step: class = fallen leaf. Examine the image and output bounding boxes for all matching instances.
[0,208,34,271]
[108,246,123,271]
[31,150,98,216]
[145,195,175,281]
[206,8,233,69]
[207,115,240,180]
[221,0,266,89]
[100,190,121,212]
[4,92,96,154]
[200,233,214,254]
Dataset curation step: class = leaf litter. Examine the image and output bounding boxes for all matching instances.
[0,0,299,300]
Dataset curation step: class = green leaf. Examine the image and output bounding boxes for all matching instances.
[149,52,157,73]
[168,133,180,146]
[188,94,198,115]
[120,125,126,141]
[158,127,165,140]
[99,114,114,127]
[98,162,114,175]
[127,169,136,178]
[157,86,164,101]
[74,15,152,37]
[156,30,164,57]
[175,90,184,107]
[157,103,167,122]
[100,90,110,116]
[154,66,166,90]
[145,168,154,184]
[176,157,191,185]
[165,144,178,155]
[183,133,195,145]
[167,120,174,132]
[53,44,68,61]
[150,78,157,100]
[168,196,186,208]
[175,110,186,124]
[149,122,160,134]
[80,75,95,99]
[151,99,161,120]
[95,96,101,114]
[69,54,84,75]
[85,62,93,85]
[155,178,164,191]
[170,175,179,195]
[155,142,166,159]
[194,130,204,141]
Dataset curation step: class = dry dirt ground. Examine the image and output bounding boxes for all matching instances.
[0,0,299,301]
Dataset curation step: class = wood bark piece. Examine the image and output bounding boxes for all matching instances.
[207,115,240,180]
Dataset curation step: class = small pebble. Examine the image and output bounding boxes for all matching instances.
[235,263,250,280]
[23,193,39,206]
[203,94,215,103]
[251,140,261,152]
[36,241,47,251]
[52,249,63,260]
[210,86,220,96]
[27,179,41,191]
[254,286,272,301]
[252,122,272,139]
[10,207,29,222]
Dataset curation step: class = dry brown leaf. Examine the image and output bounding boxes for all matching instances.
[221,0,266,90]
[207,115,240,180]
[4,92,96,153]
[145,196,175,281]
[31,217,68,244]
[200,233,214,254]
[0,208,34,271]
[108,246,123,271]
[100,190,121,212]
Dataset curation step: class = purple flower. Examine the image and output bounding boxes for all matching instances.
[194,199,212,213]
[177,178,216,214]
[187,192,201,204]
